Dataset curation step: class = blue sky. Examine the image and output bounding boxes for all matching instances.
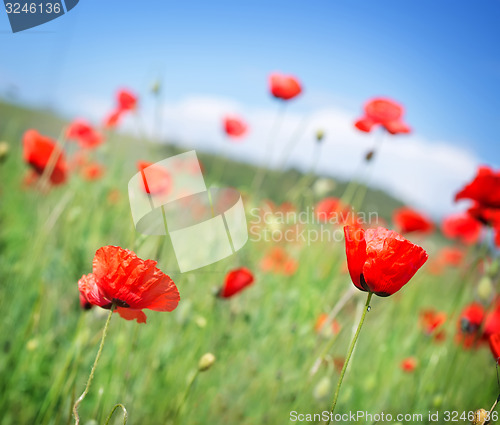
[0,0,499,215]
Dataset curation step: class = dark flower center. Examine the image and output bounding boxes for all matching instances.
[112,298,130,308]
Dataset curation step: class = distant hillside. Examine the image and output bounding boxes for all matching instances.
[0,99,404,222]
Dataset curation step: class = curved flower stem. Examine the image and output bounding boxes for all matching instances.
[326,292,373,424]
[173,370,199,422]
[104,403,128,425]
[73,308,114,425]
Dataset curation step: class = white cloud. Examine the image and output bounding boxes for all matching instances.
[75,93,481,218]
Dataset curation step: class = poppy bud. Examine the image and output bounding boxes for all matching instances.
[26,338,38,351]
[313,178,336,197]
[472,408,488,425]
[195,315,207,328]
[478,276,493,302]
[198,353,216,372]
[365,150,375,162]
[151,80,161,96]
[315,130,325,143]
[432,394,443,409]
[0,141,9,163]
[313,377,330,400]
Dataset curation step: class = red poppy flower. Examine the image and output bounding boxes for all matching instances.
[269,73,302,101]
[354,98,411,135]
[393,207,434,234]
[483,302,500,339]
[455,166,500,209]
[314,313,341,336]
[224,115,248,138]
[117,89,138,112]
[441,212,482,245]
[66,119,103,149]
[23,129,68,185]
[456,302,485,348]
[218,267,254,298]
[344,226,428,297]
[137,160,171,196]
[467,203,500,227]
[79,293,93,310]
[419,309,446,342]
[316,197,351,224]
[400,357,417,372]
[420,309,446,335]
[489,334,500,363]
[82,163,105,181]
[260,246,298,275]
[104,109,122,129]
[439,246,465,267]
[78,245,180,323]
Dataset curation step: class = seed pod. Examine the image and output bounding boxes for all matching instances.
[472,408,489,425]
[365,150,375,162]
[313,376,330,400]
[0,141,9,163]
[151,80,161,96]
[198,353,216,372]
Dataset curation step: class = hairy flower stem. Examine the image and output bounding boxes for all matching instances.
[326,292,373,424]
[73,308,114,425]
[104,403,128,425]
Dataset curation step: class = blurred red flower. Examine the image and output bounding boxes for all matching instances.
[441,212,482,245]
[81,163,105,181]
[78,245,180,323]
[137,160,171,196]
[456,302,485,348]
[439,246,465,266]
[66,120,103,149]
[269,73,302,101]
[117,89,138,112]
[104,88,138,129]
[488,334,500,363]
[260,246,298,275]
[420,309,446,342]
[104,109,122,129]
[314,313,341,336]
[467,203,500,227]
[400,357,417,372]
[455,166,500,208]
[218,267,254,298]
[23,129,68,185]
[224,115,248,138]
[316,197,351,224]
[355,98,411,135]
[344,226,428,297]
[483,302,500,339]
[393,207,434,234]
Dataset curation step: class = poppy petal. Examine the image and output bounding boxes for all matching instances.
[344,226,368,292]
[78,273,112,308]
[361,228,427,296]
[115,307,147,324]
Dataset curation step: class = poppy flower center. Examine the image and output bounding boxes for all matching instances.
[112,298,130,308]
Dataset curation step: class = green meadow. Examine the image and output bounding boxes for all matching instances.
[0,101,497,425]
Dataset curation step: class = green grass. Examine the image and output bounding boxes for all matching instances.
[0,101,498,425]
